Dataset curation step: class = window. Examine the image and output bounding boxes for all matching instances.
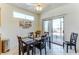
[43,21,49,32]
[13,11,34,21]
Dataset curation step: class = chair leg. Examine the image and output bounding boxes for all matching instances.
[19,45,21,55]
[32,47,36,55]
[63,42,64,48]
[19,49,21,55]
[75,45,77,53]
[70,45,72,49]
[27,46,30,55]
[32,49,33,55]
[67,45,68,53]
[33,47,36,55]
[40,49,42,55]
[45,47,47,55]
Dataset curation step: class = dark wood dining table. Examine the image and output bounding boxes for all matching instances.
[22,38,36,55]
[22,35,51,55]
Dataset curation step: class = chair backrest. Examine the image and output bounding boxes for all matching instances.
[44,32,49,36]
[17,36,22,45]
[17,36,24,50]
[28,32,34,39]
[41,34,47,43]
[17,36,28,53]
[35,30,41,37]
[70,33,78,44]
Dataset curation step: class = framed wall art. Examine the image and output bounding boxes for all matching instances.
[19,20,32,29]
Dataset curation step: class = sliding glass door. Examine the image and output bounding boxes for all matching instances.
[52,18,64,45]
[43,17,64,45]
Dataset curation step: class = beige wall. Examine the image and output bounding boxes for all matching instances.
[0,3,40,49]
[35,14,42,31]
[0,9,1,26]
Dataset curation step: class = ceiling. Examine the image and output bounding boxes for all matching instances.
[10,3,67,14]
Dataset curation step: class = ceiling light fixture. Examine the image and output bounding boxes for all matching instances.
[35,4,43,11]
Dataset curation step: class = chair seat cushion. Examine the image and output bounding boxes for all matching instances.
[64,41,70,44]
[64,41,75,45]
[23,46,27,52]
[23,45,33,53]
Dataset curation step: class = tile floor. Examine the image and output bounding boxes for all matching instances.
[1,43,79,55]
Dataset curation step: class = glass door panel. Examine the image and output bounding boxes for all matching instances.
[52,18,64,45]
[43,17,64,45]
[43,21,49,32]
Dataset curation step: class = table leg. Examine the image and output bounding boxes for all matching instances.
[19,45,21,55]
[27,46,30,55]
[33,47,36,55]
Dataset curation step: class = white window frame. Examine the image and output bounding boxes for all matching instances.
[13,11,34,21]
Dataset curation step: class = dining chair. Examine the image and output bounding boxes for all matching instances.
[17,36,34,55]
[63,32,78,53]
[44,32,51,49]
[34,34,47,55]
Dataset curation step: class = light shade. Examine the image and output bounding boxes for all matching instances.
[35,4,43,11]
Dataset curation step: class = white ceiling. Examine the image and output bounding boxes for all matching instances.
[10,3,67,14]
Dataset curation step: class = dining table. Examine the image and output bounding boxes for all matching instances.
[22,35,51,55]
[22,37,42,54]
